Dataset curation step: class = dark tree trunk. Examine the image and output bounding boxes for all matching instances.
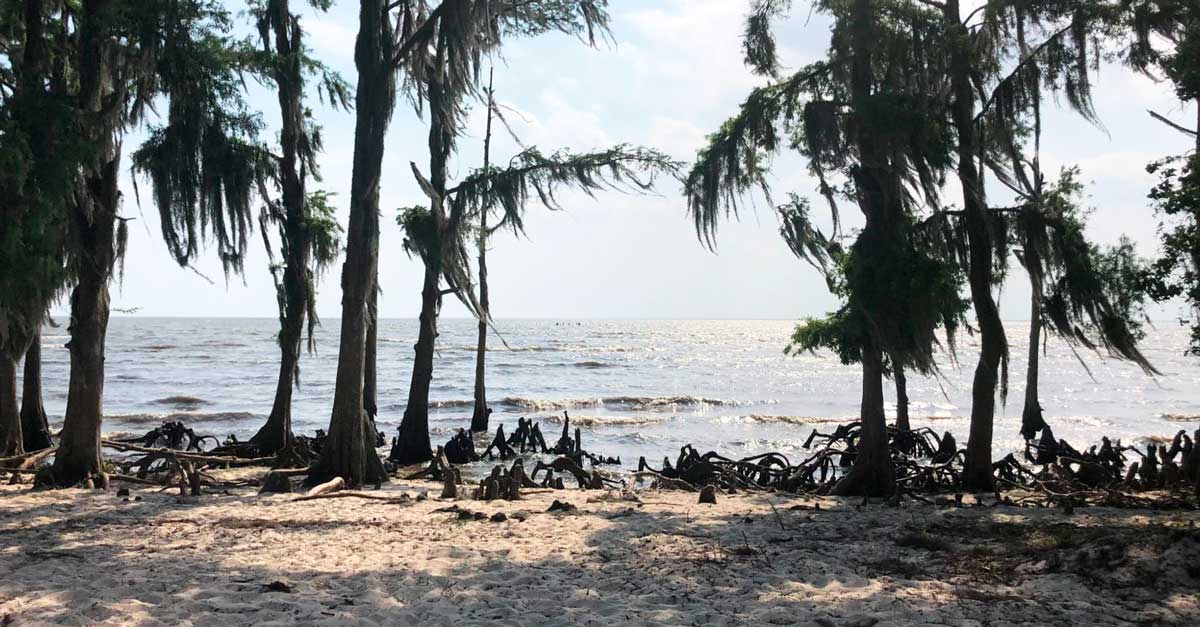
[947,0,1004,492]
[20,330,53,451]
[1021,266,1048,440]
[893,364,910,432]
[470,72,495,434]
[252,0,309,457]
[469,254,489,432]
[833,344,895,496]
[364,280,378,421]
[51,155,119,488]
[393,35,453,466]
[308,0,392,487]
[253,288,303,454]
[832,0,896,497]
[391,262,438,464]
[0,352,22,458]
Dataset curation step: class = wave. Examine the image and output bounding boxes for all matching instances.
[107,411,259,425]
[500,396,762,411]
[1163,413,1200,422]
[538,414,669,427]
[150,395,211,408]
[143,344,176,351]
[573,361,616,369]
[719,415,853,426]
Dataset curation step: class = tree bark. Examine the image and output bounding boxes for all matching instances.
[947,0,1004,492]
[364,280,379,421]
[20,330,53,452]
[391,261,438,464]
[893,364,910,432]
[0,352,22,458]
[51,155,119,488]
[1021,265,1048,440]
[393,33,452,466]
[470,71,495,434]
[831,0,896,497]
[307,0,392,487]
[252,0,309,456]
[833,343,894,496]
[253,290,302,454]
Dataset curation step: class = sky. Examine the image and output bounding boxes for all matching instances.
[81,0,1198,321]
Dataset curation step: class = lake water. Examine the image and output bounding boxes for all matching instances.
[28,317,1200,467]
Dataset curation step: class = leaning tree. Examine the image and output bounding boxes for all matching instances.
[690,0,966,496]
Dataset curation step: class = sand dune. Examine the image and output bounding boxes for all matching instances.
[1,477,1198,626]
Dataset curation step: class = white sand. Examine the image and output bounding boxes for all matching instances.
[2,477,1198,626]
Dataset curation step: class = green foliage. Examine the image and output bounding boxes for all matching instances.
[450,145,681,236]
[397,205,438,263]
[1144,153,1200,354]
[304,190,343,276]
[786,308,863,365]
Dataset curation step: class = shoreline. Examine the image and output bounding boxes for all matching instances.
[2,475,1198,626]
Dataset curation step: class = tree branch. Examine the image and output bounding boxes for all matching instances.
[1148,109,1197,138]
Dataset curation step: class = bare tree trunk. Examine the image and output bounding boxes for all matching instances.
[252,0,309,457]
[308,0,392,487]
[20,330,53,451]
[893,364,910,432]
[833,343,894,496]
[364,280,378,421]
[947,0,1004,492]
[470,70,495,434]
[253,288,302,454]
[393,35,453,466]
[0,352,22,458]
[391,262,438,464]
[51,154,119,488]
[1020,267,1048,440]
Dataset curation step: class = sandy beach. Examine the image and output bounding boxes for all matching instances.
[2,475,1198,626]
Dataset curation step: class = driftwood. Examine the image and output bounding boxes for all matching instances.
[298,476,345,500]
[102,440,275,467]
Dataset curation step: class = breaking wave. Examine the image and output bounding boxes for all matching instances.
[539,414,669,427]
[150,395,211,408]
[1163,413,1200,422]
[107,411,259,425]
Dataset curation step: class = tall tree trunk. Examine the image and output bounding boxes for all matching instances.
[832,0,896,497]
[364,280,378,421]
[51,154,119,488]
[833,343,894,496]
[470,70,495,434]
[391,261,438,464]
[1020,265,1047,440]
[253,281,303,454]
[252,0,308,456]
[308,0,393,487]
[894,364,910,432]
[469,251,489,432]
[20,330,53,451]
[0,352,22,458]
[947,0,1005,492]
[392,35,452,466]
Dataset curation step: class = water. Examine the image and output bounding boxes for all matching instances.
[29,318,1200,467]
